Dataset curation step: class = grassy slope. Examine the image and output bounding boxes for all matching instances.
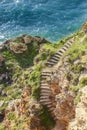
[0,30,87,129]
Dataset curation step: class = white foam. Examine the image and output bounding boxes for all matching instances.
[15,0,20,4]
[0,35,4,39]
[17,0,19,3]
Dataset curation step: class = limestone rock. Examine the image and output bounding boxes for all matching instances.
[28,98,41,117]
[10,42,28,54]
[23,35,33,44]
[68,86,87,130]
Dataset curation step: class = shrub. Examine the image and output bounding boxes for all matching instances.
[74,92,82,105]
[8,112,15,120]
[80,77,87,87]
[0,124,5,130]
[70,85,79,92]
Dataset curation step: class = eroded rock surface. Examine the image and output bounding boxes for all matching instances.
[68,86,87,130]
[0,55,12,85]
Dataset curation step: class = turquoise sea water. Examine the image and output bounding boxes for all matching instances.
[0,0,87,43]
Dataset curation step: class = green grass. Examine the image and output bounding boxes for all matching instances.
[74,92,82,105]
[67,33,87,62]
[71,64,84,73]
[80,77,87,87]
[8,112,15,120]
[2,42,40,68]
[70,77,87,92]
[70,85,80,92]
[0,123,5,130]
[0,102,8,111]
[68,43,86,62]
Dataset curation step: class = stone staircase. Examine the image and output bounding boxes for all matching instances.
[40,38,75,120]
[40,70,57,120]
[46,38,74,67]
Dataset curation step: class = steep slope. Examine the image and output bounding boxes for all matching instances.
[0,23,87,130]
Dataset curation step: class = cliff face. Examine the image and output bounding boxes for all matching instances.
[68,86,87,130]
[0,24,87,130]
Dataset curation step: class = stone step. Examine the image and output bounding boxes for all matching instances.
[58,48,66,53]
[48,59,58,64]
[42,71,52,74]
[41,73,51,76]
[40,88,51,93]
[41,86,50,89]
[41,101,52,105]
[46,61,56,64]
[40,80,47,83]
[53,54,61,59]
[47,104,53,108]
[40,88,51,91]
[40,98,50,102]
[41,77,50,80]
[50,56,60,61]
[46,62,55,66]
[41,82,48,85]
[55,52,63,57]
[48,58,59,63]
[41,89,52,93]
[41,81,48,84]
[41,84,49,87]
[62,46,69,50]
[69,38,75,43]
[46,64,54,67]
[64,43,71,48]
[41,82,49,85]
[67,41,73,46]
[40,93,51,96]
[40,88,50,92]
[45,63,53,67]
[40,95,49,99]
[54,54,61,58]
[45,38,74,68]
[41,77,50,81]
[41,75,51,79]
[40,83,49,86]
[70,39,74,43]
[48,107,55,112]
[40,81,49,87]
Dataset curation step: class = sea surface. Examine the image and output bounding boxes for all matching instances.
[0,0,87,43]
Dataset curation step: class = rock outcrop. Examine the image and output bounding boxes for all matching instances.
[68,86,87,130]
[0,55,12,85]
[0,26,87,130]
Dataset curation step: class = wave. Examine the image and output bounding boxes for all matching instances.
[0,0,87,43]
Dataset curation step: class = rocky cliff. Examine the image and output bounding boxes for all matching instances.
[0,23,87,130]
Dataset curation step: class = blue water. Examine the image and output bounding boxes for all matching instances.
[0,0,87,43]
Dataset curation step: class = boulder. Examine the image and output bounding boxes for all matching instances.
[10,42,28,54]
[33,36,49,44]
[23,35,33,44]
